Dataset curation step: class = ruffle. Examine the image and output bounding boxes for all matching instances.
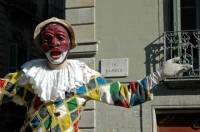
[19,59,98,101]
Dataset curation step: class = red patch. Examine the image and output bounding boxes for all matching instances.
[120,100,129,108]
[129,81,138,94]
[73,120,79,132]
[33,96,43,110]
[0,79,7,90]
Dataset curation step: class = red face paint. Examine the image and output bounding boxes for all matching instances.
[40,23,71,60]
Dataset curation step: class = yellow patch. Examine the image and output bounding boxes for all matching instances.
[88,89,100,101]
[60,114,71,130]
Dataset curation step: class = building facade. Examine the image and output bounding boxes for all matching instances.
[0,0,200,132]
[66,0,200,132]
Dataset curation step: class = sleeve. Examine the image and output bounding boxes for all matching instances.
[75,70,162,108]
[0,72,19,104]
[0,72,34,106]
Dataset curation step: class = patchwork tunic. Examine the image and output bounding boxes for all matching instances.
[0,59,161,132]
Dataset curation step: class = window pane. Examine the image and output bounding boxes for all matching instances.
[181,0,196,30]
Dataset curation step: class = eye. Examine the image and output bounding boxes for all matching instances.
[42,35,52,44]
[57,36,65,41]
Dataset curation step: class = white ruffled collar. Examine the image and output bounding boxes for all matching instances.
[19,59,97,101]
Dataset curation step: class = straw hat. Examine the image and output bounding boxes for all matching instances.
[34,17,76,49]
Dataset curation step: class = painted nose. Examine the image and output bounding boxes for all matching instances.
[51,37,59,46]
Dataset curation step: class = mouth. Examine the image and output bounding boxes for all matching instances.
[50,50,62,60]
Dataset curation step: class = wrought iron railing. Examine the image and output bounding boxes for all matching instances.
[164,30,200,79]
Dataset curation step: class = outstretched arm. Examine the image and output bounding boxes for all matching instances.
[0,72,32,106]
[79,57,192,108]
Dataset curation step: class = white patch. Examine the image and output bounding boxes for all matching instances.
[99,84,114,104]
[45,50,68,65]
[55,105,68,120]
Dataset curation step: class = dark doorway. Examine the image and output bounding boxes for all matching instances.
[0,0,65,131]
[157,109,200,132]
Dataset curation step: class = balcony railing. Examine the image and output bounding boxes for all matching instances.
[163,30,200,80]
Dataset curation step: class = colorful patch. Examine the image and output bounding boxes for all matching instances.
[2,95,13,103]
[54,98,63,108]
[33,97,43,110]
[110,82,120,94]
[39,106,49,119]
[112,92,123,104]
[73,120,79,132]
[87,79,96,89]
[67,98,78,111]
[16,86,25,97]
[76,85,87,95]
[88,89,100,100]
[139,79,147,91]
[0,79,7,90]
[5,82,15,92]
[44,116,52,129]
[129,81,138,94]
[51,124,61,132]
[60,114,71,130]
[130,94,145,106]
[70,110,78,122]
[31,116,40,128]
[24,91,34,106]
[65,92,73,98]
[96,76,107,85]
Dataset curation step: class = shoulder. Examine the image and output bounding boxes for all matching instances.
[4,71,22,84]
[21,59,47,69]
[66,59,90,70]
[67,59,101,76]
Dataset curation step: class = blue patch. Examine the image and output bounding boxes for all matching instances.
[70,110,78,122]
[39,106,49,119]
[76,85,87,95]
[54,98,63,107]
[2,95,13,103]
[130,94,145,106]
[5,82,15,92]
[31,116,40,128]
[139,79,147,90]
[96,76,107,85]
[51,124,61,132]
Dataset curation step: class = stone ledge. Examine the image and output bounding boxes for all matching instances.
[70,41,99,54]
[65,0,95,9]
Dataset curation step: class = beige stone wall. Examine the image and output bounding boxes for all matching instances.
[65,0,165,132]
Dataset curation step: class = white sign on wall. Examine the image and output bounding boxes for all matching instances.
[101,58,128,77]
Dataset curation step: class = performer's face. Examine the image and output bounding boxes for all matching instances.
[40,23,71,65]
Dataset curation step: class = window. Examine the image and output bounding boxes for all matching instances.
[163,0,200,78]
[164,0,200,31]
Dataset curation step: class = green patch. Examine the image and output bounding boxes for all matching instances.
[67,98,78,111]
[110,82,120,94]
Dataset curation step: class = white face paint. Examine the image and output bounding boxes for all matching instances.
[45,50,68,65]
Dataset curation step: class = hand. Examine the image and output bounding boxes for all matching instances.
[162,57,192,78]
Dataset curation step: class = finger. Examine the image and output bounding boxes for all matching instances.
[167,57,180,63]
[182,64,193,71]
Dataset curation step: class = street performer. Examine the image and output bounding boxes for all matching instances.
[0,17,192,132]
